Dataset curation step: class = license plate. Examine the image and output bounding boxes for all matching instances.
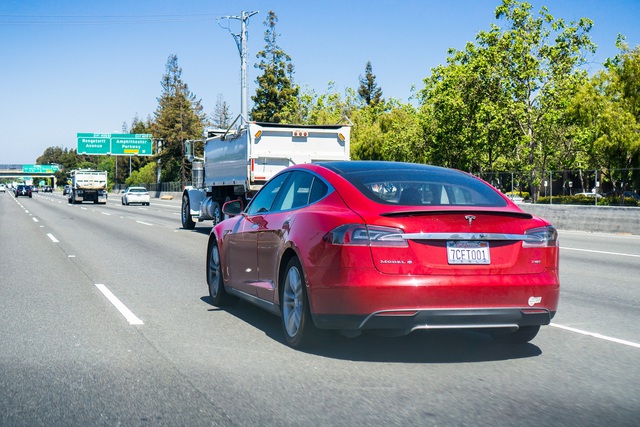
[447,241,490,265]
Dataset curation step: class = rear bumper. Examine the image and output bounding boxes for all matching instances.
[313,308,554,332]
[305,266,559,332]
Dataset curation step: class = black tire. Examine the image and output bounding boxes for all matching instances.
[182,194,195,229]
[211,201,221,225]
[122,199,125,205]
[207,238,236,306]
[491,325,540,344]
[280,257,317,349]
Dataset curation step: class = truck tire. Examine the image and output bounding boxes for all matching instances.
[182,194,196,229]
[211,202,221,225]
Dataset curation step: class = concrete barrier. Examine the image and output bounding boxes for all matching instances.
[518,203,640,235]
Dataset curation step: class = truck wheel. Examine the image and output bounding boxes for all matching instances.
[281,257,317,349]
[181,194,196,229]
[211,202,221,225]
[207,238,236,307]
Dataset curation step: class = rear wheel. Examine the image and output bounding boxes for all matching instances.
[207,239,236,306]
[490,325,540,344]
[281,257,316,348]
[182,194,195,229]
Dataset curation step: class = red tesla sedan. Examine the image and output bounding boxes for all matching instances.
[207,161,559,348]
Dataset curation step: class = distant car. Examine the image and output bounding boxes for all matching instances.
[44,185,52,193]
[63,185,70,195]
[121,187,150,206]
[574,192,603,198]
[622,191,640,200]
[0,184,5,193]
[506,194,524,203]
[208,161,560,348]
[15,184,32,198]
[31,186,39,193]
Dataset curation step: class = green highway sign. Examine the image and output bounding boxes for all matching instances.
[22,164,60,173]
[111,133,153,155]
[76,133,154,156]
[77,133,111,155]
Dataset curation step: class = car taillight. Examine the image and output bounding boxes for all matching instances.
[522,226,558,248]
[323,224,408,247]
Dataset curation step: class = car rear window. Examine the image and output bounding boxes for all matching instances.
[339,167,507,207]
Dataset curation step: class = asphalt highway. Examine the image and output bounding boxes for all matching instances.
[1,191,638,426]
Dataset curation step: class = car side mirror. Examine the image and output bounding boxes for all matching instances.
[222,199,243,217]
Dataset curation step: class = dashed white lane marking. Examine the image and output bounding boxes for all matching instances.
[136,221,153,226]
[95,284,144,325]
[551,323,640,349]
[47,233,59,243]
[33,217,39,222]
[561,247,640,258]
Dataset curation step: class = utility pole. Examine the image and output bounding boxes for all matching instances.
[218,11,258,127]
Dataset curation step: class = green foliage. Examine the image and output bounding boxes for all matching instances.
[537,194,639,206]
[126,162,157,186]
[420,0,596,200]
[251,11,299,123]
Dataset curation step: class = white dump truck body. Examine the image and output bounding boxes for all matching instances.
[182,122,350,228]
[204,122,350,190]
[68,169,108,204]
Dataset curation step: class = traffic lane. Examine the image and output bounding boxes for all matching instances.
[0,194,232,425]
[554,247,640,344]
[8,195,640,425]
[559,229,640,256]
[35,191,184,229]
[19,193,219,345]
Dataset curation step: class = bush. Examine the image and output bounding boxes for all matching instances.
[536,195,639,206]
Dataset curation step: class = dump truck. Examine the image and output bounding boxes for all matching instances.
[67,169,108,204]
[181,121,351,229]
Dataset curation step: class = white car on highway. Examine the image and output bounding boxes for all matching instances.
[121,187,151,206]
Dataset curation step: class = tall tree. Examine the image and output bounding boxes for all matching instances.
[358,61,383,106]
[152,54,206,185]
[419,0,595,199]
[567,38,640,191]
[212,93,233,129]
[251,10,299,123]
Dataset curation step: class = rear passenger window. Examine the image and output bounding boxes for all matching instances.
[308,178,328,204]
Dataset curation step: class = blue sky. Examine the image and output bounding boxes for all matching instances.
[1,0,639,164]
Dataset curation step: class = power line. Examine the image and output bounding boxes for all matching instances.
[0,13,223,25]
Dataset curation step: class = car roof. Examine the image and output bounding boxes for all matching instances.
[317,160,452,176]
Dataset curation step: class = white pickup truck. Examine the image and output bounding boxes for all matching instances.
[181,122,351,228]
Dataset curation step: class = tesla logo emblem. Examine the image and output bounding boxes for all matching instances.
[465,215,476,226]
